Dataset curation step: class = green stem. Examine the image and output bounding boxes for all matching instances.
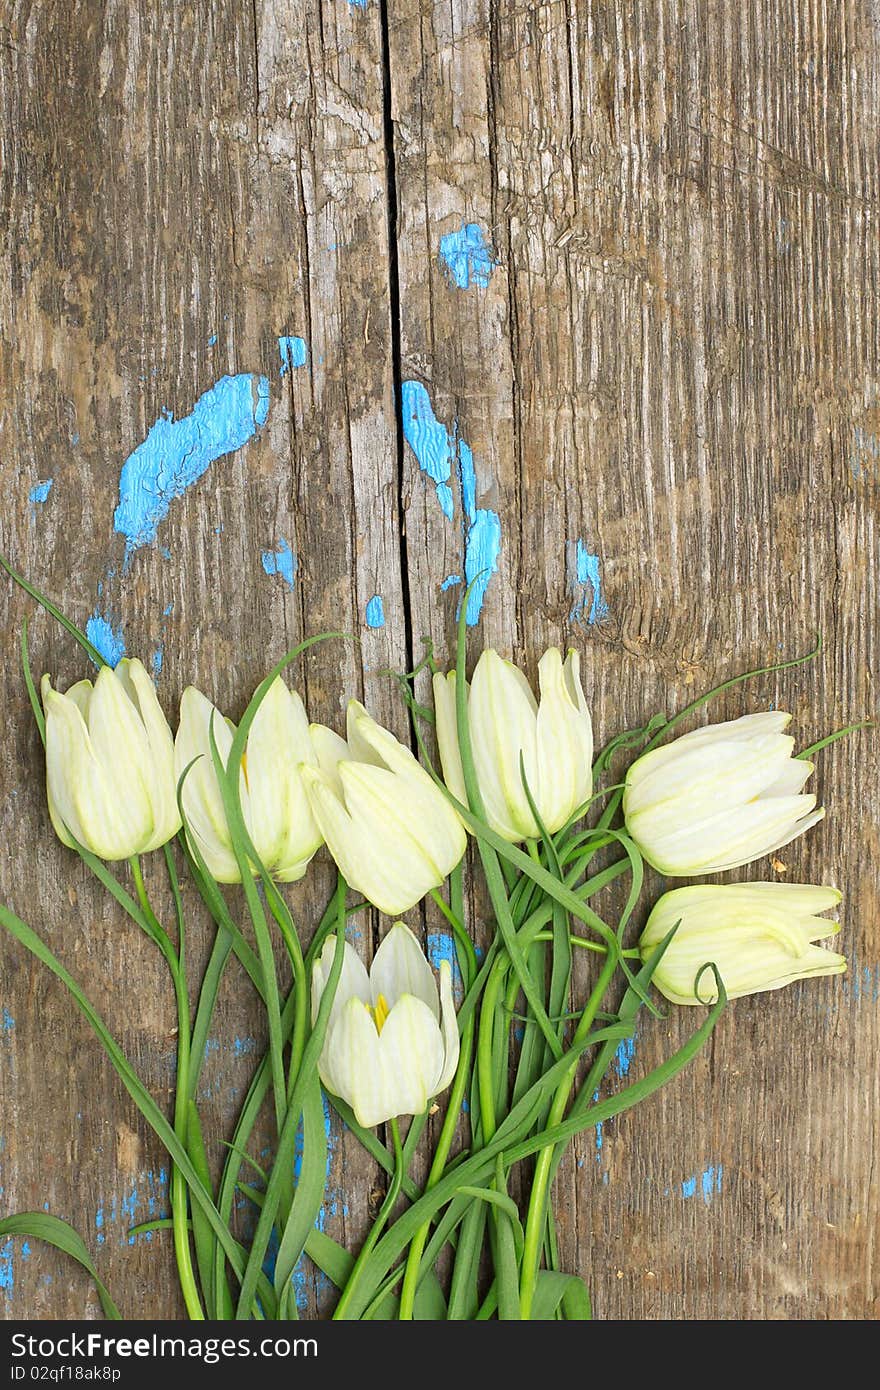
[130,857,204,1321]
[333,1118,406,1321]
[397,1014,475,1321]
[518,947,619,1319]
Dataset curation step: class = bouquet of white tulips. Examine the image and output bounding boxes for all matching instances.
[0,555,864,1322]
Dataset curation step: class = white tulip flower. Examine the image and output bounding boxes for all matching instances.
[623,712,824,875]
[301,702,466,916]
[41,658,181,861]
[311,923,460,1127]
[432,647,593,842]
[174,676,322,883]
[641,882,846,1005]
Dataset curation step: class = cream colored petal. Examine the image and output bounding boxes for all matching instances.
[758,758,814,797]
[623,733,796,821]
[434,960,461,1094]
[175,687,245,870]
[44,685,151,859]
[245,677,321,876]
[629,794,822,875]
[63,680,93,719]
[375,994,445,1120]
[115,659,181,851]
[624,712,794,793]
[319,998,391,1126]
[308,724,350,797]
[469,649,541,841]
[535,647,594,832]
[183,821,241,883]
[432,671,468,807]
[88,665,156,845]
[370,923,439,1016]
[311,936,371,1029]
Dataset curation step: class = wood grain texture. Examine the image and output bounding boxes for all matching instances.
[1,0,877,1320]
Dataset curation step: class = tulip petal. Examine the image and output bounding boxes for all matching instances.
[311,937,371,1029]
[535,647,593,832]
[432,672,468,808]
[320,998,392,1127]
[175,688,247,878]
[629,794,822,874]
[115,659,181,851]
[246,677,322,880]
[376,994,445,1120]
[624,733,796,821]
[308,724,350,797]
[469,649,541,841]
[371,923,439,1017]
[434,960,461,1094]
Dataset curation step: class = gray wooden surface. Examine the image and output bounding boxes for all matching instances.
[0,0,877,1319]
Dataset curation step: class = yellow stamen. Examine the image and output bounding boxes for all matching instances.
[372,993,391,1035]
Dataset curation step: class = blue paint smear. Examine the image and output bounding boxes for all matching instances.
[86,613,126,668]
[261,539,297,590]
[114,374,270,555]
[365,595,385,628]
[207,334,217,347]
[459,439,477,522]
[94,1169,169,1248]
[28,480,53,505]
[681,1176,697,1199]
[464,510,501,626]
[279,336,308,375]
[570,538,609,625]
[233,1036,257,1058]
[439,222,498,290]
[441,574,461,591]
[681,1165,723,1202]
[0,1239,13,1293]
[614,1034,636,1079]
[1,1009,13,1033]
[151,647,164,678]
[348,0,369,8]
[593,1089,603,1162]
[842,956,880,1004]
[401,380,455,519]
[427,931,463,1000]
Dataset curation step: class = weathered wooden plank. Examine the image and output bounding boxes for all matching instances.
[388,0,879,1319]
[0,0,403,1318]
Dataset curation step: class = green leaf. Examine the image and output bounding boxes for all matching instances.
[273,1073,328,1305]
[0,552,108,668]
[531,1270,592,1321]
[0,1213,121,1319]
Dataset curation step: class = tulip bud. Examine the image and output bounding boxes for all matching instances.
[41,658,181,861]
[641,882,846,1005]
[432,647,593,842]
[623,712,824,875]
[311,923,460,1127]
[174,676,322,883]
[301,702,467,916]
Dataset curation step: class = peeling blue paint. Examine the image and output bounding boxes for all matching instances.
[279,336,308,375]
[207,334,217,347]
[464,509,502,626]
[570,539,609,625]
[95,1169,169,1247]
[365,595,385,628]
[842,955,880,1004]
[1,1009,13,1033]
[28,480,53,505]
[0,1239,14,1293]
[261,539,297,590]
[114,374,270,556]
[441,574,461,591]
[151,647,164,678]
[86,613,126,668]
[439,222,498,290]
[401,381,455,519]
[681,1165,723,1202]
[427,931,463,1001]
[614,1034,636,1079]
[233,1036,257,1058]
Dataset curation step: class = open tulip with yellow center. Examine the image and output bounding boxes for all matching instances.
[432,646,593,842]
[623,711,824,875]
[41,658,181,860]
[300,702,467,916]
[311,923,460,1127]
[641,882,846,1005]
[174,676,323,883]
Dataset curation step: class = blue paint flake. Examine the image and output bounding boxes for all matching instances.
[401,381,455,519]
[95,1169,169,1247]
[439,222,498,290]
[614,1034,636,1079]
[86,613,126,668]
[681,1165,723,1202]
[464,509,501,626]
[427,931,464,1000]
[2,1009,13,1033]
[261,539,297,590]
[365,595,385,628]
[0,1239,13,1293]
[570,538,609,625]
[151,646,164,678]
[233,1036,257,1058]
[207,334,217,347]
[441,574,461,591]
[114,374,271,555]
[28,480,53,505]
[279,336,308,375]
